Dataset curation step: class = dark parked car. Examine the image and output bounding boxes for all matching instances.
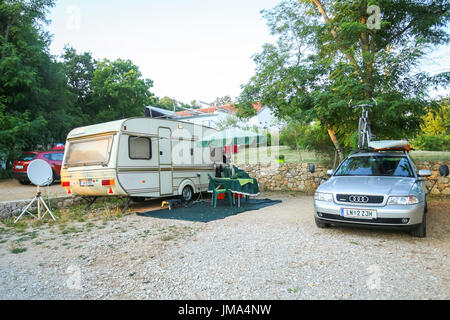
[12,150,64,185]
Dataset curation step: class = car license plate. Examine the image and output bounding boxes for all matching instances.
[340,208,377,219]
[15,165,23,169]
[80,179,94,187]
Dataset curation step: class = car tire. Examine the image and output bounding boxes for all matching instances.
[411,211,426,238]
[315,216,331,229]
[18,179,30,185]
[181,185,194,202]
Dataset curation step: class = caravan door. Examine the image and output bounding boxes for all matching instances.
[158,127,173,195]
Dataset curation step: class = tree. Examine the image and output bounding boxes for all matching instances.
[212,95,233,107]
[154,96,179,111]
[412,97,450,150]
[0,0,76,172]
[420,97,449,136]
[237,0,449,160]
[90,59,155,123]
[61,45,96,124]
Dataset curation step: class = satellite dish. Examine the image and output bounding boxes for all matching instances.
[27,159,53,186]
[15,159,56,223]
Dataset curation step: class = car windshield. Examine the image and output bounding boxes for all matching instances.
[18,153,37,161]
[334,155,414,177]
[64,136,113,167]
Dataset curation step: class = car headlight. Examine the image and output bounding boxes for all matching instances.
[387,196,419,205]
[314,192,333,202]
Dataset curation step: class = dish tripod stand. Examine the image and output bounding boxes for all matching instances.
[15,186,56,223]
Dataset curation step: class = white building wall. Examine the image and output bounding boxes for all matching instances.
[248,107,281,132]
[178,106,282,131]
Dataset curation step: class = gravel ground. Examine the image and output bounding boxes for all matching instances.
[0,193,449,300]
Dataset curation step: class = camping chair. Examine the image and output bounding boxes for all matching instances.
[232,165,251,179]
[208,174,233,208]
[223,165,232,178]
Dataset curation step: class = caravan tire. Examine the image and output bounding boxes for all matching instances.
[181,185,193,202]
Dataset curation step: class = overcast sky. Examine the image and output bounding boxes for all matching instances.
[46,0,449,104]
[46,0,280,104]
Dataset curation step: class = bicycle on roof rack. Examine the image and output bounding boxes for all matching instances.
[348,98,377,149]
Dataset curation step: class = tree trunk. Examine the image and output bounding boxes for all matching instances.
[2,19,12,60]
[326,124,344,162]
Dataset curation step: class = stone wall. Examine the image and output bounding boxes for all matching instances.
[240,163,329,194]
[415,161,450,195]
[240,161,450,195]
[0,196,85,219]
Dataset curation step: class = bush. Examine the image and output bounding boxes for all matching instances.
[412,134,450,151]
[0,168,11,180]
[280,122,337,159]
[277,155,285,163]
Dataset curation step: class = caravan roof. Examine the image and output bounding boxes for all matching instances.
[67,119,126,140]
[66,117,217,140]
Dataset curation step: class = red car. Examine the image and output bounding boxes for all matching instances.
[12,149,65,185]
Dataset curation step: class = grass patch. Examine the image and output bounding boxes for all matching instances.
[231,146,449,164]
[10,247,27,254]
[409,150,450,162]
[8,242,27,254]
[161,235,176,241]
[232,146,329,164]
[0,219,28,233]
[61,226,83,235]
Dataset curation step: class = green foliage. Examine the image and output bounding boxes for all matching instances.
[153,96,178,111]
[91,59,155,123]
[412,98,449,151]
[280,121,337,157]
[0,0,68,172]
[420,98,449,136]
[212,95,233,107]
[412,134,450,151]
[237,0,449,160]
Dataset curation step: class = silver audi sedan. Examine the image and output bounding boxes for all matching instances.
[314,152,431,237]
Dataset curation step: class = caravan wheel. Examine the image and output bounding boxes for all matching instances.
[181,185,193,202]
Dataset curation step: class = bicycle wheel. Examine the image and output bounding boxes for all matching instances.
[357,118,364,149]
[366,120,372,146]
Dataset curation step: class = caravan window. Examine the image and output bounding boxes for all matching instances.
[129,136,152,160]
[65,136,113,167]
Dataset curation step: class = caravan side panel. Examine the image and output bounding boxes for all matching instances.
[116,133,160,197]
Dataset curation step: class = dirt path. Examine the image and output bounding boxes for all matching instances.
[0,179,67,202]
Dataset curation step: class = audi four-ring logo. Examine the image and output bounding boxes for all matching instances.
[349,195,369,203]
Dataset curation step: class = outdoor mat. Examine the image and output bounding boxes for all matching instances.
[135,198,282,223]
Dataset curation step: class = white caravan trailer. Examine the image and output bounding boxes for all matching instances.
[60,118,223,201]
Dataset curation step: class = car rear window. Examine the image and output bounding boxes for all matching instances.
[334,156,414,177]
[18,153,37,161]
[44,153,64,161]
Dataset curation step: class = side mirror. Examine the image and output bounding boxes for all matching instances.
[326,169,334,176]
[309,163,315,173]
[418,169,432,177]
